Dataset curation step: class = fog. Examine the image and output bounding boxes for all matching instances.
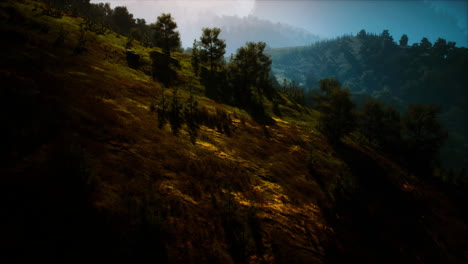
[91,0,468,50]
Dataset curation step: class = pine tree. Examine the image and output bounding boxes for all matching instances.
[359,98,401,151]
[316,79,356,143]
[152,13,181,57]
[399,34,409,47]
[229,42,272,106]
[420,37,432,49]
[199,28,226,71]
[191,39,200,75]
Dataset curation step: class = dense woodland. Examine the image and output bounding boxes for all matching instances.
[269,30,468,178]
[1,0,467,263]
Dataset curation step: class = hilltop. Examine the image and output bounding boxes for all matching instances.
[1,1,467,263]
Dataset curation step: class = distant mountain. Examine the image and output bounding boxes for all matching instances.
[212,15,320,55]
[268,32,468,171]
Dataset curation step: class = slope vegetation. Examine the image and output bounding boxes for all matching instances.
[1,1,467,263]
[268,33,468,174]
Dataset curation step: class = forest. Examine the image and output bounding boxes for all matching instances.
[269,30,468,177]
[1,0,467,263]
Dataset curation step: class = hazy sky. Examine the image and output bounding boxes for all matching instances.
[91,0,468,48]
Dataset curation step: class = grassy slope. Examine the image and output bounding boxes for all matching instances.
[1,1,467,263]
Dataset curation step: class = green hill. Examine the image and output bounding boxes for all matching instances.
[1,1,467,263]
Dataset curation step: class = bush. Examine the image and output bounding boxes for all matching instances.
[198,107,233,136]
[126,51,140,69]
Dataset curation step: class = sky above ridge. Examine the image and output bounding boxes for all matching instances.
[91,0,468,48]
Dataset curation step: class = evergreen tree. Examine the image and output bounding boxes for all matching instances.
[316,78,356,143]
[420,37,432,49]
[199,28,226,71]
[152,13,181,57]
[223,42,273,122]
[359,98,401,151]
[191,39,200,75]
[381,29,395,50]
[112,6,135,35]
[357,29,367,38]
[381,30,392,42]
[399,34,409,47]
[433,38,448,58]
[230,42,272,101]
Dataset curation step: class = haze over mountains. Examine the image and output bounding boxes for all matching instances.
[252,0,468,47]
[93,0,468,52]
[215,15,319,55]
[91,0,320,54]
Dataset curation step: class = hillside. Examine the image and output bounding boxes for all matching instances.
[268,33,468,173]
[1,1,467,263]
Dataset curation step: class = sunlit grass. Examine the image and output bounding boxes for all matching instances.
[0,1,383,261]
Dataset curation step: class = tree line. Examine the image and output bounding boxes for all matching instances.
[148,12,452,182]
[314,78,450,180]
[40,0,179,48]
[146,13,276,124]
[270,29,467,180]
[147,13,275,144]
[38,0,275,141]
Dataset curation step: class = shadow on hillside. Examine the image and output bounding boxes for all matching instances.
[324,143,442,264]
[0,143,169,264]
